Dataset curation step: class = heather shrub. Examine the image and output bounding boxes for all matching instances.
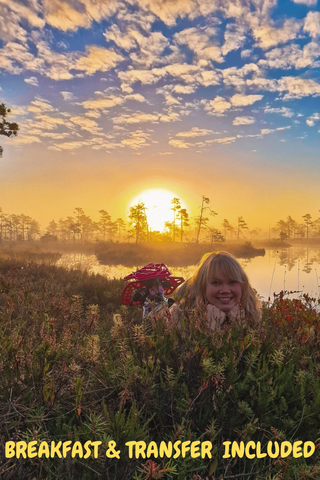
[0,259,320,479]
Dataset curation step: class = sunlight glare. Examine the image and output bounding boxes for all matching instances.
[128,189,187,232]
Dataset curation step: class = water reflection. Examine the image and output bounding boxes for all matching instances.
[56,247,320,302]
[56,253,198,282]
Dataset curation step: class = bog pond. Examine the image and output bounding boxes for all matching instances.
[56,246,320,302]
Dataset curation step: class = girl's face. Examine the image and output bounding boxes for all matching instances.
[205,269,242,312]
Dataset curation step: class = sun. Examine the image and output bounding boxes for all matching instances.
[128,189,188,232]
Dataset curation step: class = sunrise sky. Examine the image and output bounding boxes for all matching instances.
[1,0,320,232]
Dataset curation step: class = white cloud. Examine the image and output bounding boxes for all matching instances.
[293,0,317,4]
[85,110,101,118]
[40,132,70,139]
[171,85,196,94]
[125,93,147,102]
[119,62,200,88]
[36,41,73,81]
[176,127,213,137]
[133,0,218,27]
[20,117,66,139]
[221,63,260,88]
[113,109,180,125]
[159,111,180,122]
[203,96,231,115]
[12,135,41,145]
[104,24,137,51]
[246,77,278,91]
[113,112,160,124]
[252,19,302,49]
[121,129,152,149]
[164,93,181,106]
[116,9,155,31]
[48,141,87,151]
[230,94,263,106]
[169,139,190,148]
[82,95,125,110]
[221,23,247,56]
[211,136,236,144]
[241,49,252,58]
[9,106,28,116]
[61,91,75,101]
[70,116,102,134]
[0,5,27,43]
[105,25,175,68]
[259,42,320,70]
[74,45,124,75]
[261,126,291,134]
[3,41,123,82]
[120,83,133,94]
[24,76,38,86]
[119,69,158,85]
[198,70,221,87]
[306,112,320,126]
[278,76,320,99]
[42,0,118,32]
[233,116,255,125]
[264,106,294,117]
[304,11,320,38]
[33,115,66,130]
[0,1,44,43]
[174,27,223,63]
[0,42,39,75]
[0,0,44,27]
[129,31,172,67]
[28,99,55,114]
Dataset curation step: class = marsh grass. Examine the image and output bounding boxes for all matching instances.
[0,257,320,480]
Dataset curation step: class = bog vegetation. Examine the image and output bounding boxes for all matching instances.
[0,253,320,480]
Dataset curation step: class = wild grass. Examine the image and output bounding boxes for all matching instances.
[0,258,320,479]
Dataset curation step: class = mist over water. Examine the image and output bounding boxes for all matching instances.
[57,246,320,302]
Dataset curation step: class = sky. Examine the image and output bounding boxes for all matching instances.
[1,0,320,232]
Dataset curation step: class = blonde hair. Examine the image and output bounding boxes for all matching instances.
[179,251,260,319]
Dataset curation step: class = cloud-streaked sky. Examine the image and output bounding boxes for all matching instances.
[1,0,320,230]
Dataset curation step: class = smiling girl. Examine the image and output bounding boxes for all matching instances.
[171,251,261,329]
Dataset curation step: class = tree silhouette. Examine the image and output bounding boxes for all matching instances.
[115,218,126,241]
[164,220,174,240]
[302,214,313,240]
[129,202,147,244]
[0,104,19,157]
[98,210,112,242]
[237,216,248,240]
[196,196,217,243]
[222,219,235,239]
[205,227,225,248]
[171,197,181,242]
[74,207,85,243]
[280,231,288,243]
[286,216,298,239]
[178,208,189,242]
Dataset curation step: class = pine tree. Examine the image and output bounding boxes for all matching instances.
[0,103,19,157]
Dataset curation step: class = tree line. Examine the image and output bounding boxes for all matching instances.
[1,203,320,245]
[0,208,40,242]
[43,208,127,243]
